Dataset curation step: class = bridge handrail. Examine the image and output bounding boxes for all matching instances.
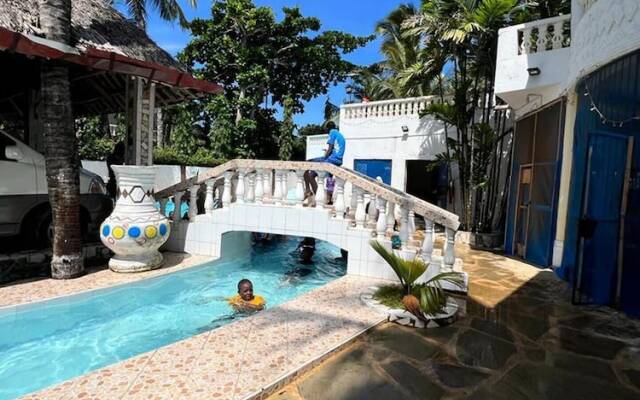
[155,159,460,231]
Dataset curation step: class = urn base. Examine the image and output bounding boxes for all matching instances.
[108,251,163,273]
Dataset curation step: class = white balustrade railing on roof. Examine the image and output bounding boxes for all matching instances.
[518,14,571,55]
[155,159,461,271]
[340,95,448,120]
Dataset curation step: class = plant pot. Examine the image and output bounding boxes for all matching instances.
[471,231,503,250]
[100,166,170,272]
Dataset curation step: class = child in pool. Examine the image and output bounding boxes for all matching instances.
[228,279,266,312]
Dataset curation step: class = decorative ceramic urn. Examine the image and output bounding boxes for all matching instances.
[100,166,170,272]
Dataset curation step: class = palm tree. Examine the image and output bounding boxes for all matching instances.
[39,0,83,278]
[119,0,198,30]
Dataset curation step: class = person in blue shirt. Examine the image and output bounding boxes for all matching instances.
[304,121,345,200]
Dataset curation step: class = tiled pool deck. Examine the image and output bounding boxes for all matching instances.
[1,254,386,400]
[0,253,214,308]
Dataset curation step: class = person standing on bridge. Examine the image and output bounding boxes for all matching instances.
[304,121,345,204]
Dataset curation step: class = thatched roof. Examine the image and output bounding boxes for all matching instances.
[0,0,181,70]
[0,0,220,121]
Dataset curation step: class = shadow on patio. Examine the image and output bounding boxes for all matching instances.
[269,243,640,400]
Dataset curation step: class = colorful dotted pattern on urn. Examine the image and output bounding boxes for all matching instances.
[101,223,168,242]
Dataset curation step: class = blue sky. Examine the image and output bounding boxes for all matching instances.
[114,0,409,126]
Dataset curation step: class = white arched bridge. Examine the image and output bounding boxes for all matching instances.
[156,159,467,291]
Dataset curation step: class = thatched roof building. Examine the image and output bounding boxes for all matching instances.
[0,0,220,120]
[0,0,181,69]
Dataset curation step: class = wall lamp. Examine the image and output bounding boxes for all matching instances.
[401,125,409,140]
[527,67,541,76]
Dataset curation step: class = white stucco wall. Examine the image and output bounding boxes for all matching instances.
[81,161,214,192]
[306,98,448,193]
[494,15,571,117]
[568,0,640,88]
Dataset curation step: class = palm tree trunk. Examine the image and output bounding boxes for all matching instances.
[39,0,84,278]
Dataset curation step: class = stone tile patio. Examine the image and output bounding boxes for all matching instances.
[269,244,640,400]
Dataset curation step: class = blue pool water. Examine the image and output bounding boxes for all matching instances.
[0,236,345,400]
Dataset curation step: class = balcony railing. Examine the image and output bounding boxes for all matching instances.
[340,95,448,120]
[518,14,571,55]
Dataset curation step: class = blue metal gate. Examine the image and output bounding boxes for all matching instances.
[577,133,629,305]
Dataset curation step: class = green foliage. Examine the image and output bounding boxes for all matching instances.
[298,124,325,137]
[278,97,295,161]
[373,284,421,309]
[153,146,226,167]
[370,240,427,293]
[179,0,371,160]
[76,115,125,160]
[418,272,464,315]
[118,0,197,29]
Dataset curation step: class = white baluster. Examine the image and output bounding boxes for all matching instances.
[159,197,168,217]
[367,194,379,227]
[262,169,272,201]
[294,170,305,207]
[246,173,256,203]
[315,171,326,208]
[355,189,366,228]
[281,170,289,204]
[535,26,546,52]
[386,202,396,234]
[254,170,264,204]
[188,185,199,220]
[273,170,283,205]
[236,170,246,204]
[552,20,564,50]
[408,211,416,237]
[222,171,233,208]
[421,218,434,263]
[443,228,456,272]
[204,179,215,214]
[399,206,409,247]
[172,191,184,223]
[334,178,346,219]
[349,184,357,219]
[376,197,387,240]
[521,27,533,54]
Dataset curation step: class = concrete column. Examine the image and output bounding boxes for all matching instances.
[552,92,577,268]
[172,191,184,222]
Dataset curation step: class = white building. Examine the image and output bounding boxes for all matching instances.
[306,96,450,207]
[494,0,640,315]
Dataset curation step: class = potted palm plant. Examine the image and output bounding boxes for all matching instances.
[369,241,464,325]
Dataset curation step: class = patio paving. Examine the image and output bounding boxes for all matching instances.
[268,244,640,400]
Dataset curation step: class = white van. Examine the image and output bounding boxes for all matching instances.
[0,130,113,247]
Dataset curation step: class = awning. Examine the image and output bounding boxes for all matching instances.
[0,26,221,94]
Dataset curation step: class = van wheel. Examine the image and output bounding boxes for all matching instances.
[33,212,88,249]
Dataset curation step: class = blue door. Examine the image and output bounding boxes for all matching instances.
[578,133,629,305]
[354,159,392,185]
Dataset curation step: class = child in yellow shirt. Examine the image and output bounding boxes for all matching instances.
[228,279,266,312]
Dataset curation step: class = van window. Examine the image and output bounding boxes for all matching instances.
[0,133,17,161]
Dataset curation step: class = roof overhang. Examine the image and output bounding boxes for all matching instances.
[0,26,221,95]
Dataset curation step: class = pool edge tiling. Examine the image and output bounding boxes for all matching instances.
[19,275,388,400]
[0,252,215,309]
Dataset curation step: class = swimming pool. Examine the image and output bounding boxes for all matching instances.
[0,235,345,400]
